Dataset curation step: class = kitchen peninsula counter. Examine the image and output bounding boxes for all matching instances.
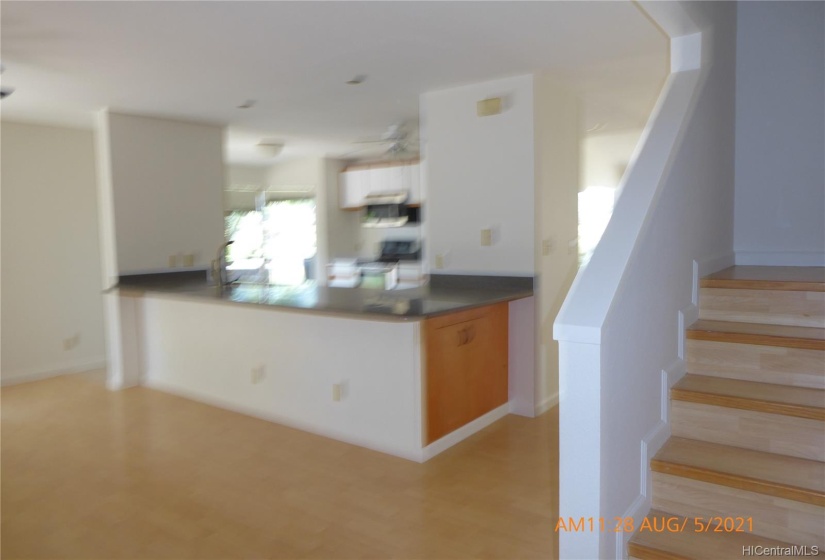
[115,271,533,321]
[112,270,534,462]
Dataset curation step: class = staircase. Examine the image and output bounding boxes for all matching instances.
[629,266,825,559]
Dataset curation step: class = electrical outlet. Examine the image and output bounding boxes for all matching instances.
[168,254,178,268]
[435,254,444,269]
[480,229,493,247]
[332,383,342,402]
[542,238,554,256]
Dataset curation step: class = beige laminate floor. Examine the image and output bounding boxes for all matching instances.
[1,371,558,559]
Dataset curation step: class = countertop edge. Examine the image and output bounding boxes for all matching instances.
[109,285,533,321]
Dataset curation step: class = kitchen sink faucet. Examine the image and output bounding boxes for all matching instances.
[214,240,235,288]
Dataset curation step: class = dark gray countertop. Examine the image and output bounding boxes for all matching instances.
[115,271,533,321]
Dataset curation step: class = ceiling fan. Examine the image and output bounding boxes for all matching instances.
[345,121,419,159]
[0,62,15,99]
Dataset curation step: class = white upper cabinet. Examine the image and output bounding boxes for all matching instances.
[368,166,393,196]
[408,163,421,205]
[339,160,423,209]
[340,168,370,209]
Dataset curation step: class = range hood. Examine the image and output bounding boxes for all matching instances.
[363,192,407,205]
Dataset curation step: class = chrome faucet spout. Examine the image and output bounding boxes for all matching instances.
[215,240,235,287]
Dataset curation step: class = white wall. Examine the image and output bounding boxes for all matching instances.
[734,1,825,266]
[582,129,644,190]
[534,76,580,414]
[554,2,737,558]
[323,159,361,262]
[225,164,270,211]
[422,74,536,275]
[267,156,323,193]
[106,113,225,273]
[226,164,270,189]
[1,122,106,383]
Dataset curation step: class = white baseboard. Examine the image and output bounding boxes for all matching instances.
[1,357,107,387]
[421,402,510,461]
[535,391,559,416]
[735,251,825,267]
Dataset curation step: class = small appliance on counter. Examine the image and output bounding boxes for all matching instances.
[327,259,360,288]
[360,262,399,290]
[327,240,424,290]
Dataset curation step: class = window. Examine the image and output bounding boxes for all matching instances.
[225,197,317,286]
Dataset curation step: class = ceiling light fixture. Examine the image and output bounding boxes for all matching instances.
[0,61,14,100]
[256,140,284,159]
[346,74,367,85]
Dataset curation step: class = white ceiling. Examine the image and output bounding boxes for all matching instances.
[0,1,668,164]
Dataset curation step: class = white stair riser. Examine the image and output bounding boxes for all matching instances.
[699,288,825,328]
[686,340,825,389]
[652,472,825,548]
[672,401,825,462]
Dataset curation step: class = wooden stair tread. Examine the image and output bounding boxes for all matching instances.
[702,266,825,292]
[628,510,821,560]
[688,319,825,350]
[652,438,825,506]
[673,374,825,420]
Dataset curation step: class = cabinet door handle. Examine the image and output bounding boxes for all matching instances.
[457,329,467,346]
[467,325,475,344]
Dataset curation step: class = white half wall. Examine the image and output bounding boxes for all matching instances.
[422,74,535,276]
[107,112,225,274]
[554,2,737,558]
[734,1,825,266]
[1,121,106,383]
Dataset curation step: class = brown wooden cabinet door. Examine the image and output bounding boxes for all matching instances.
[424,303,509,444]
[467,304,509,420]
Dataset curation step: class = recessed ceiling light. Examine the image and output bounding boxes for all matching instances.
[237,99,256,109]
[346,75,367,85]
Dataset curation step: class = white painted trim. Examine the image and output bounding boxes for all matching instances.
[421,403,510,461]
[735,251,825,267]
[678,305,698,360]
[671,33,702,72]
[144,378,427,463]
[1,358,107,386]
[535,391,559,416]
[616,493,649,560]
[618,357,682,560]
